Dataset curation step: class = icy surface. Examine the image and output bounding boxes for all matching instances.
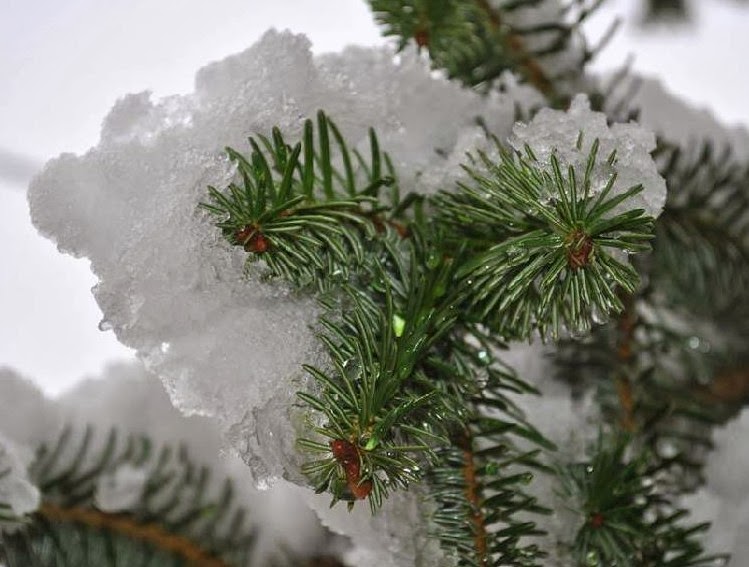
[511,94,667,218]
[293,483,450,567]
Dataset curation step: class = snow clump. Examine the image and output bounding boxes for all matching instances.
[510,93,667,218]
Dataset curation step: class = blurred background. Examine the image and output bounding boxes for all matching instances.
[1,0,748,396]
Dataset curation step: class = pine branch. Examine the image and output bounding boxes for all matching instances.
[436,139,654,340]
[426,329,552,566]
[366,0,603,98]
[297,238,461,512]
[556,434,728,567]
[1,426,261,567]
[645,141,749,322]
[36,503,229,567]
[200,111,404,291]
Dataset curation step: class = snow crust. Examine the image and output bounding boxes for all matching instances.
[511,94,667,218]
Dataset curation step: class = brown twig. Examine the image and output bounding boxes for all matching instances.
[39,503,229,567]
[615,297,637,432]
[457,430,489,566]
[473,0,556,98]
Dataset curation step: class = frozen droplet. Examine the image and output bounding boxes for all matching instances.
[657,439,679,459]
[591,308,606,325]
[98,319,113,332]
[477,350,491,366]
[392,314,406,338]
[585,549,600,566]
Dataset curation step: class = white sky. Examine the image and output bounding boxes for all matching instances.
[0,0,748,395]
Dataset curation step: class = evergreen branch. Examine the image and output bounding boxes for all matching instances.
[200,111,406,290]
[297,244,461,511]
[1,426,260,567]
[555,304,737,493]
[615,295,637,432]
[367,0,603,98]
[436,140,654,340]
[36,503,228,567]
[426,330,552,566]
[556,434,728,567]
[646,141,749,321]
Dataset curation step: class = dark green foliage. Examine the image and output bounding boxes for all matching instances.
[647,142,749,322]
[1,426,259,567]
[202,108,667,563]
[437,140,654,340]
[555,302,739,495]
[297,245,460,512]
[367,0,607,98]
[427,330,553,567]
[557,434,728,567]
[200,111,402,290]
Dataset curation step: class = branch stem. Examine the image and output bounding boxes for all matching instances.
[458,430,489,566]
[473,0,556,98]
[39,503,229,567]
[616,298,637,432]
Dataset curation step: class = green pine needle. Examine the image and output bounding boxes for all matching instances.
[437,141,654,340]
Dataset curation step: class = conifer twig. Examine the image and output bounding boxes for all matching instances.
[457,430,489,566]
[39,503,229,567]
[615,297,637,432]
[473,0,556,98]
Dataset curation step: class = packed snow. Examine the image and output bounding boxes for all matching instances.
[510,93,667,218]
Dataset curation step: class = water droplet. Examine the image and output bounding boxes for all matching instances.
[477,350,491,366]
[591,307,606,325]
[585,549,600,566]
[656,439,678,459]
[160,342,170,353]
[687,336,701,350]
[586,465,594,474]
[392,314,406,338]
